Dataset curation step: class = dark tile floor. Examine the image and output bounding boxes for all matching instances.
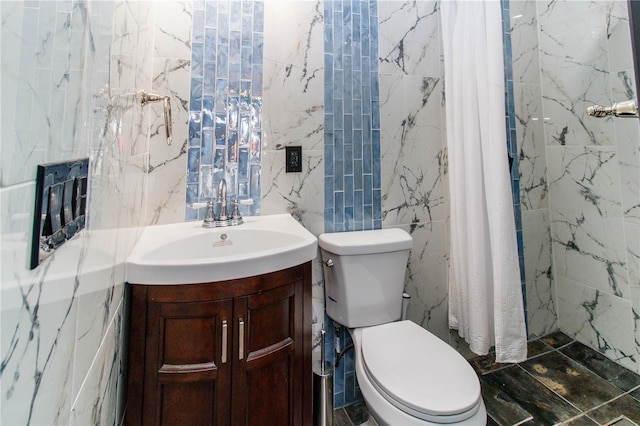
[333,332,640,425]
[477,332,640,425]
[333,400,369,426]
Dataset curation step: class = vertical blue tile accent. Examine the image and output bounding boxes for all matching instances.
[324,0,381,407]
[187,0,264,220]
[501,0,527,332]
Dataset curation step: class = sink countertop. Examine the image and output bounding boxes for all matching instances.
[125,214,318,285]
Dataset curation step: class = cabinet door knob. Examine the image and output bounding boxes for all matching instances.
[221,320,228,364]
[238,318,245,360]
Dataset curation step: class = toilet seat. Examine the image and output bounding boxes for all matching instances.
[360,321,482,423]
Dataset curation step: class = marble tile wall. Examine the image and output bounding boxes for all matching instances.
[377,0,450,348]
[511,0,640,373]
[510,0,558,339]
[144,1,193,226]
[0,0,191,423]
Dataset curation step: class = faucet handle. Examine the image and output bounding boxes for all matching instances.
[230,200,243,226]
[202,201,216,228]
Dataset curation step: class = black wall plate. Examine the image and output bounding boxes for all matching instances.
[286,146,302,173]
[30,158,89,269]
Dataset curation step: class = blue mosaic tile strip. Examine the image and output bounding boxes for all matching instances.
[324,0,381,235]
[501,0,527,332]
[186,0,264,221]
[324,0,381,408]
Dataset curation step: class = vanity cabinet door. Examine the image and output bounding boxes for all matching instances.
[230,278,304,425]
[143,296,234,426]
[126,262,312,426]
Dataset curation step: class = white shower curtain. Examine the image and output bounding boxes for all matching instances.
[440,0,527,363]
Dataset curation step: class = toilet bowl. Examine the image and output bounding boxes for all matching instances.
[318,229,486,425]
[350,322,486,425]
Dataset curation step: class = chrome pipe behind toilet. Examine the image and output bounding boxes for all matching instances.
[313,330,333,426]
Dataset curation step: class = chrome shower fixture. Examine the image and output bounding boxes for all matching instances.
[141,92,173,145]
[587,99,638,118]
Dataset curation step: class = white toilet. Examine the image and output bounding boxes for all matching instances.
[319,228,487,425]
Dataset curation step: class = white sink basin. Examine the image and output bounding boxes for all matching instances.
[126,214,318,284]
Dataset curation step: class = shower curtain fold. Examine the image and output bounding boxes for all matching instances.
[440,0,527,363]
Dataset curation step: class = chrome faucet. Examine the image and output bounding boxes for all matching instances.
[216,178,229,221]
[201,178,243,228]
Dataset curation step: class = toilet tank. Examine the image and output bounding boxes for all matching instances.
[319,228,413,328]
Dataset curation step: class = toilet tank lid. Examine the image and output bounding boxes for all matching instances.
[318,228,412,255]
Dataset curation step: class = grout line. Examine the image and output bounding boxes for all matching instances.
[513,416,534,425]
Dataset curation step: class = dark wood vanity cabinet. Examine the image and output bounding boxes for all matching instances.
[125,262,313,426]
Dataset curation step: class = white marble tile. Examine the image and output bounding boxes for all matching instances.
[626,220,640,291]
[72,282,125,401]
[153,0,192,59]
[551,207,629,299]
[144,162,187,231]
[261,149,324,236]
[610,74,640,224]
[529,0,640,376]
[262,0,324,152]
[515,82,548,211]
[522,208,557,338]
[630,211,640,371]
[632,285,640,374]
[91,135,150,232]
[0,2,24,186]
[627,220,640,369]
[70,302,124,426]
[2,1,155,424]
[111,0,155,59]
[556,275,637,372]
[402,221,450,343]
[261,51,324,151]
[145,57,191,226]
[34,1,57,68]
[539,6,615,146]
[510,0,541,85]
[1,295,78,425]
[546,145,623,217]
[377,0,440,77]
[535,0,608,28]
[547,145,629,298]
[379,74,447,226]
[606,0,634,73]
